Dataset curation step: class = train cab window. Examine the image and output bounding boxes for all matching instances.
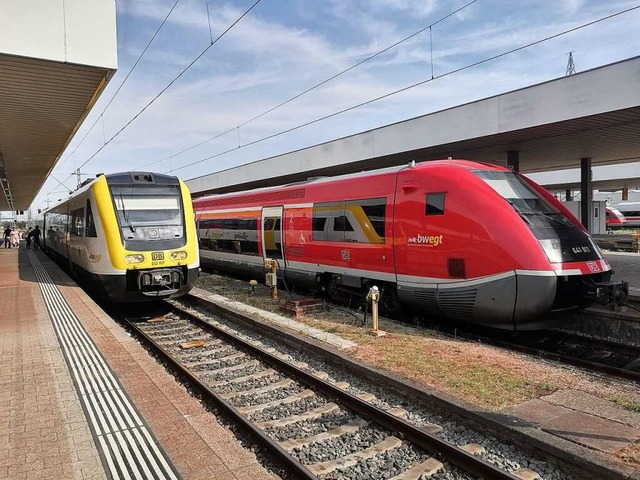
[85,200,97,237]
[425,193,446,215]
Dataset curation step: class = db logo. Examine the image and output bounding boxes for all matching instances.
[587,261,600,272]
[341,250,350,261]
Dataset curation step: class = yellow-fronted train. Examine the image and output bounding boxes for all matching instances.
[40,172,199,302]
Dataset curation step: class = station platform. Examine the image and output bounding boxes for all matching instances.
[605,251,640,299]
[0,246,272,480]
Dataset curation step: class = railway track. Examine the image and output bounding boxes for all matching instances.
[458,327,640,383]
[116,302,538,480]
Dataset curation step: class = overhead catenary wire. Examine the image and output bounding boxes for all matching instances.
[138,0,479,169]
[167,4,640,174]
[51,0,263,195]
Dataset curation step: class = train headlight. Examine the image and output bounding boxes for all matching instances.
[170,251,187,260]
[538,239,563,263]
[125,254,145,264]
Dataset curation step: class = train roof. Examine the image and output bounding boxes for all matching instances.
[193,159,507,205]
[105,172,179,185]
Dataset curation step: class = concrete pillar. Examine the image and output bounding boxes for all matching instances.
[580,158,592,232]
[623,186,629,201]
[507,151,520,172]
[565,189,572,201]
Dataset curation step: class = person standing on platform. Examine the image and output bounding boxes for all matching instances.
[3,226,11,248]
[24,227,32,249]
[30,225,41,250]
[10,228,20,248]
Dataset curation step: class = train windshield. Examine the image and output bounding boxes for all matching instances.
[473,170,601,263]
[111,185,183,228]
[473,170,574,228]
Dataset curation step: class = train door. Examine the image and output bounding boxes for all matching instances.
[261,207,285,269]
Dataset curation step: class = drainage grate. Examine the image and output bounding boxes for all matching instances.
[29,251,179,480]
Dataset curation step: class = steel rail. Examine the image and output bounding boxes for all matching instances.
[550,330,640,358]
[166,303,521,480]
[119,314,318,480]
[462,331,640,383]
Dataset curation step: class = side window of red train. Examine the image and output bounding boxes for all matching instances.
[85,200,97,237]
[313,198,386,243]
[425,193,446,215]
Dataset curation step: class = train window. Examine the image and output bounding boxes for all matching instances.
[85,200,97,237]
[263,216,283,259]
[70,208,85,237]
[264,218,275,230]
[312,202,342,241]
[333,216,354,232]
[425,193,446,215]
[313,199,386,243]
[312,217,326,233]
[111,185,183,230]
[346,198,386,242]
[199,217,259,255]
[199,219,224,229]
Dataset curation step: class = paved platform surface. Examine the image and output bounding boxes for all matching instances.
[504,390,640,454]
[0,246,273,480]
[605,251,640,298]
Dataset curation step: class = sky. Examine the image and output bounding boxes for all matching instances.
[32,0,640,211]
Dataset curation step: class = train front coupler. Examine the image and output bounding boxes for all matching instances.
[588,280,629,311]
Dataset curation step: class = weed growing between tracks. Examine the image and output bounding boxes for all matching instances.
[610,395,640,413]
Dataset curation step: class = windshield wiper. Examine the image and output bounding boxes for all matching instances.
[506,200,532,225]
[506,200,568,227]
[526,211,569,227]
[119,193,136,232]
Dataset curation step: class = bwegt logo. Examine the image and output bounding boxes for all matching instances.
[407,233,444,246]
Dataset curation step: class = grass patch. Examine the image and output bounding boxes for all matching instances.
[610,395,640,413]
[539,381,558,393]
[287,314,573,409]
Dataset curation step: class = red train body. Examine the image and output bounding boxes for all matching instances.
[193,160,614,329]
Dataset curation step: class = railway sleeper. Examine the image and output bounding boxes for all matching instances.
[209,368,277,387]
[238,389,315,414]
[387,458,444,479]
[279,418,369,451]
[219,378,294,400]
[306,435,402,476]
[255,403,340,429]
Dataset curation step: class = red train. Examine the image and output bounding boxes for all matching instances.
[193,159,626,329]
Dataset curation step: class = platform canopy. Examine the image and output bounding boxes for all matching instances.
[0,1,117,211]
[531,161,640,192]
[187,55,640,197]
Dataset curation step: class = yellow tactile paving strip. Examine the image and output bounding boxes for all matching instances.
[0,248,106,480]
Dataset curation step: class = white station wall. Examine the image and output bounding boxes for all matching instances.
[0,0,116,69]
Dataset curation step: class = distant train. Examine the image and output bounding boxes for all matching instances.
[193,159,626,329]
[605,207,627,229]
[610,202,640,227]
[41,172,199,302]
